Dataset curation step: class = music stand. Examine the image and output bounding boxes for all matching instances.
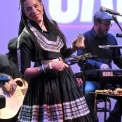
[94,93,122,122]
[98,44,122,121]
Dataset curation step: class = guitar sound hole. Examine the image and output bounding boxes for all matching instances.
[16,80,23,87]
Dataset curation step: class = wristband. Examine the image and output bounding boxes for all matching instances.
[37,64,50,73]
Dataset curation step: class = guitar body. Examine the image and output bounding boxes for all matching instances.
[0,78,28,120]
[0,111,19,122]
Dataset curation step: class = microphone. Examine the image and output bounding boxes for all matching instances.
[99,45,122,49]
[100,6,122,16]
[116,33,122,37]
[99,45,110,49]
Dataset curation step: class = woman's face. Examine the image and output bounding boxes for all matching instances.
[23,0,43,24]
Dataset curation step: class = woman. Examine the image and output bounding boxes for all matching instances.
[17,0,95,121]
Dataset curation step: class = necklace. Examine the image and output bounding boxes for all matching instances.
[40,20,43,28]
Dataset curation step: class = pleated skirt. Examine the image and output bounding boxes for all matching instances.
[17,68,95,122]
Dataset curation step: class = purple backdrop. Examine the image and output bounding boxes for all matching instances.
[1,0,122,73]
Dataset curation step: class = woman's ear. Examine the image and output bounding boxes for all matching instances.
[40,1,43,6]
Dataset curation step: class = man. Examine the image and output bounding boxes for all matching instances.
[0,37,23,122]
[0,37,21,94]
[77,11,122,122]
[0,37,21,79]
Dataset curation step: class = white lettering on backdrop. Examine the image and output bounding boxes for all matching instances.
[48,0,122,23]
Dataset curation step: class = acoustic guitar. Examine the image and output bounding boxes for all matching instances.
[0,78,28,120]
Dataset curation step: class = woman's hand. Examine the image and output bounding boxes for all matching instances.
[49,61,69,71]
[71,34,85,50]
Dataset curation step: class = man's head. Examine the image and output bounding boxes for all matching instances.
[93,11,113,37]
[8,37,17,53]
[94,11,113,22]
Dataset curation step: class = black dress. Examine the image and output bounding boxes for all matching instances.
[17,25,95,122]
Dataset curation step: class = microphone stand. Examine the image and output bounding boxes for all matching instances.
[112,15,122,31]
[112,15,122,33]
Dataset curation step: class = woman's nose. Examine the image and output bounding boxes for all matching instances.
[32,7,36,13]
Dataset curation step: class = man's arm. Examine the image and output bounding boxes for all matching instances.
[77,49,103,70]
[0,73,11,79]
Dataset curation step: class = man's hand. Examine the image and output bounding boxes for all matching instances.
[100,64,113,76]
[100,64,110,69]
[8,78,17,95]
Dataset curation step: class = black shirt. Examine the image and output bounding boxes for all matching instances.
[77,28,122,70]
